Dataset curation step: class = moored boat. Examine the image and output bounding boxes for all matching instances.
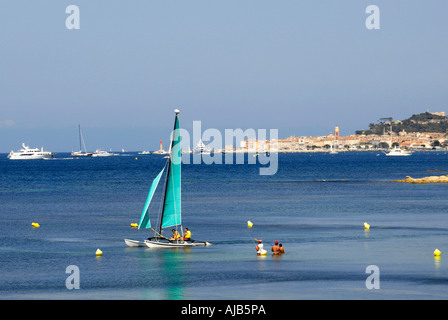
[193,139,211,154]
[385,146,412,156]
[92,149,117,157]
[8,143,55,160]
[71,125,92,157]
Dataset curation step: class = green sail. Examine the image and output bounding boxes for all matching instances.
[161,115,182,229]
[138,168,165,229]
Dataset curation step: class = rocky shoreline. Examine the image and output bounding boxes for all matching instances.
[395,175,448,184]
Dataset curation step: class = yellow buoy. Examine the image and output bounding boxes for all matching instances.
[135,157,138,160]
[95,249,103,256]
[364,222,370,230]
[31,222,40,228]
[434,249,441,256]
[259,249,267,256]
[247,221,253,228]
[130,223,138,228]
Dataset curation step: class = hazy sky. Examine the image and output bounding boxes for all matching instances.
[1,1,447,152]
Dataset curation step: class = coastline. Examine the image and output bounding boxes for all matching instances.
[395,175,448,184]
[1,149,447,156]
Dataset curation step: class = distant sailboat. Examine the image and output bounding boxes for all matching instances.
[71,125,92,157]
[125,110,211,248]
[329,143,338,154]
[330,126,339,154]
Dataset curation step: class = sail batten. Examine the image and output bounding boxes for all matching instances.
[138,168,165,229]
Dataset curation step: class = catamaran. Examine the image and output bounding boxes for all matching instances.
[124,109,211,248]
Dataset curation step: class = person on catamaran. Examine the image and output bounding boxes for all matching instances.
[254,238,263,255]
[170,229,181,241]
[183,228,191,241]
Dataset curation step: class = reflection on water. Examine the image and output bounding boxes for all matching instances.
[159,249,186,300]
[136,249,188,300]
[434,256,441,273]
[363,229,370,239]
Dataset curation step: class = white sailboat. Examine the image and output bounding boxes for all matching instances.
[329,143,338,154]
[125,110,211,248]
[71,125,93,157]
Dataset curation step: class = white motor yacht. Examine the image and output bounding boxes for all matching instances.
[385,146,412,157]
[193,139,211,154]
[92,149,117,157]
[8,143,55,160]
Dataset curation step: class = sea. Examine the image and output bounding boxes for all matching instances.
[0,151,447,300]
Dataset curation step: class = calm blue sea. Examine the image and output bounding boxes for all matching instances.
[1,152,447,300]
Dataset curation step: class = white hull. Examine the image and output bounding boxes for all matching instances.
[386,146,412,157]
[92,149,116,157]
[386,153,412,157]
[8,143,54,160]
[124,238,211,248]
[124,239,147,247]
[194,151,211,155]
[71,151,93,157]
[145,240,211,248]
[8,154,53,160]
[385,149,412,156]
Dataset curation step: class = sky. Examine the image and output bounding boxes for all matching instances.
[0,0,447,152]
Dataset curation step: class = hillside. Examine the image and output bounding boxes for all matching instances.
[356,112,448,135]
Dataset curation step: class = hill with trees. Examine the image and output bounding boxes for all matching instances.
[356,112,448,135]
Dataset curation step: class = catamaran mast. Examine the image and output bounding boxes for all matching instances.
[158,109,181,236]
[78,124,82,152]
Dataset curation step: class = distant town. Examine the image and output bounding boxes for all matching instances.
[148,111,448,154]
[234,111,448,153]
